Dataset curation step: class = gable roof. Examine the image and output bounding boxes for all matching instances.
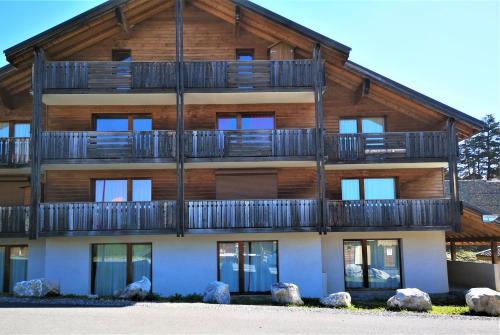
[0,0,485,132]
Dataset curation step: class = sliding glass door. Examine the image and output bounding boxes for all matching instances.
[218,241,278,293]
[0,245,28,293]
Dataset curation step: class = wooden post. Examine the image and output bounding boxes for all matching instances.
[30,47,44,240]
[175,0,185,237]
[450,241,456,261]
[313,44,327,235]
[491,241,498,264]
[447,118,461,232]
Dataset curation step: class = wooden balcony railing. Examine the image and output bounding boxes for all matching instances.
[327,199,452,230]
[185,129,316,159]
[41,131,176,162]
[39,200,176,235]
[43,60,318,90]
[0,138,30,166]
[186,199,318,231]
[326,131,449,162]
[0,206,29,235]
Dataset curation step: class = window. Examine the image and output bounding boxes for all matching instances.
[94,179,152,202]
[112,49,132,62]
[0,122,9,138]
[341,177,396,200]
[91,243,151,296]
[216,113,275,130]
[235,49,254,89]
[218,241,278,293]
[339,117,385,134]
[0,245,28,292]
[344,239,401,289]
[0,122,31,138]
[95,115,152,131]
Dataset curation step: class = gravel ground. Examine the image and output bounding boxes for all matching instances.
[0,300,498,334]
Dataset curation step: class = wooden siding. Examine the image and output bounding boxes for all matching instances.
[44,170,177,202]
[0,181,29,206]
[326,168,444,200]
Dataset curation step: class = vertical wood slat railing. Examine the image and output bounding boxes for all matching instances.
[38,201,176,234]
[44,60,316,90]
[185,129,316,158]
[186,199,318,230]
[0,138,30,166]
[327,199,452,229]
[0,206,30,235]
[41,131,176,161]
[326,131,449,162]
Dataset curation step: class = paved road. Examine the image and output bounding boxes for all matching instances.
[0,303,498,334]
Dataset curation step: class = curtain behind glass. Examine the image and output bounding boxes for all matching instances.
[344,241,364,289]
[364,178,395,200]
[132,180,152,201]
[341,179,360,200]
[219,243,239,292]
[95,180,128,202]
[131,244,152,283]
[9,246,28,291]
[94,244,127,296]
[367,240,401,289]
[0,247,4,292]
[244,241,277,292]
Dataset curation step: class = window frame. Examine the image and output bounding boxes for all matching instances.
[1,244,28,293]
[235,49,255,61]
[216,240,279,295]
[340,177,399,200]
[215,112,275,130]
[342,239,403,290]
[92,114,153,131]
[0,121,31,138]
[90,242,152,295]
[339,116,387,134]
[91,177,152,202]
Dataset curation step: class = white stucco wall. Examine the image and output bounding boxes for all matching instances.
[41,233,324,297]
[321,231,449,294]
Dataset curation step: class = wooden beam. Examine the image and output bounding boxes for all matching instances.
[0,87,15,109]
[115,6,130,37]
[491,241,498,264]
[30,47,44,240]
[354,78,370,104]
[175,0,185,237]
[447,118,461,232]
[450,241,456,261]
[235,5,241,37]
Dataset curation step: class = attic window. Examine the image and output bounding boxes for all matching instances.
[112,49,132,62]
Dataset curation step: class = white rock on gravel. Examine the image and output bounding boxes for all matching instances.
[271,282,304,305]
[465,287,500,316]
[203,281,230,304]
[118,276,151,300]
[320,292,351,308]
[387,288,432,312]
[13,278,59,298]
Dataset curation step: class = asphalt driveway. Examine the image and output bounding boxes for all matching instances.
[0,303,498,334]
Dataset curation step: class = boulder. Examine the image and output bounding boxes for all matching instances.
[320,292,351,308]
[271,282,304,305]
[465,288,500,316]
[203,281,230,304]
[118,276,151,300]
[13,278,59,298]
[387,288,432,312]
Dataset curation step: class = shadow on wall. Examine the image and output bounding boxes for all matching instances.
[447,261,500,291]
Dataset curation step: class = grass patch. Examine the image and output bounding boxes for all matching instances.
[431,305,470,315]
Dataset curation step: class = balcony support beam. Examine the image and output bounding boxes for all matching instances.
[354,78,370,104]
[115,7,130,38]
[175,0,185,237]
[30,47,44,240]
[313,44,327,235]
[447,118,461,232]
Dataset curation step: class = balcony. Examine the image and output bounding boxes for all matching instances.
[326,131,449,167]
[185,128,316,163]
[185,199,318,232]
[0,138,30,168]
[0,206,29,236]
[41,131,175,166]
[42,60,318,105]
[327,199,452,231]
[38,201,176,236]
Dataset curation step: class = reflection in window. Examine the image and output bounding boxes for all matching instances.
[9,246,28,292]
[217,117,238,130]
[95,180,128,202]
[96,118,129,132]
[344,240,364,289]
[13,124,30,138]
[364,178,395,200]
[132,118,152,131]
[341,179,360,200]
[361,117,385,133]
[339,119,358,134]
[241,116,274,130]
[0,122,9,138]
[132,180,152,201]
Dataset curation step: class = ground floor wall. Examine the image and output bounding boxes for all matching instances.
[0,230,449,297]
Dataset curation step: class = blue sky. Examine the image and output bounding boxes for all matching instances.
[0,0,498,120]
